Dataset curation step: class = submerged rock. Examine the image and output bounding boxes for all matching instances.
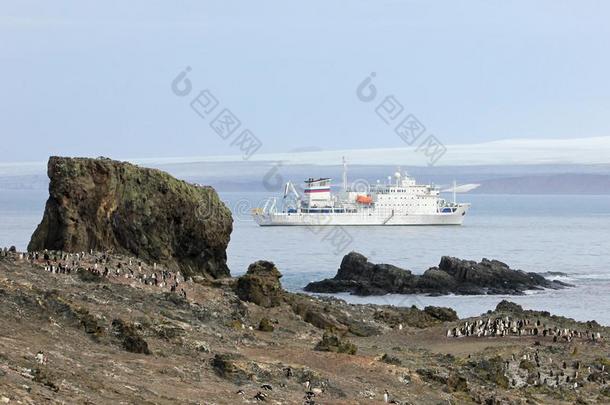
[305,252,570,296]
[28,156,232,278]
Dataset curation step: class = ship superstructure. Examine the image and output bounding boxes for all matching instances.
[253,159,470,226]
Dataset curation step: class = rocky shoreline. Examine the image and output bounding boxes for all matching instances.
[1,249,608,404]
[305,252,571,296]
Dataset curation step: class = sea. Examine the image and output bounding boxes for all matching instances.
[2,189,610,325]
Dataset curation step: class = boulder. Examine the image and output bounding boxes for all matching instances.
[212,353,249,382]
[258,318,275,332]
[379,353,401,366]
[288,296,373,335]
[424,306,459,322]
[235,261,284,307]
[28,156,232,278]
[373,306,441,329]
[314,332,357,355]
[495,300,524,313]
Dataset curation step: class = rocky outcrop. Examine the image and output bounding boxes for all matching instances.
[314,332,357,355]
[28,156,232,278]
[235,261,285,307]
[424,306,459,322]
[305,252,570,296]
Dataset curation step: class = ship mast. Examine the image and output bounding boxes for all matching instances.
[342,156,348,192]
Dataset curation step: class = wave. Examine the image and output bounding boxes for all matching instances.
[537,271,610,282]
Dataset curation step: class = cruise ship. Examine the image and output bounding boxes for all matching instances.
[252,160,470,226]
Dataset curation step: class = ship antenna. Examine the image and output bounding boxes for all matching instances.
[342,156,348,192]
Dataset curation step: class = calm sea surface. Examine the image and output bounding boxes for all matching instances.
[2,190,610,325]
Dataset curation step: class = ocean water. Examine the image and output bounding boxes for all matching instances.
[2,190,610,325]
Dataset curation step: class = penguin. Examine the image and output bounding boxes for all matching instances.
[35,351,45,364]
[284,367,293,378]
[383,389,389,403]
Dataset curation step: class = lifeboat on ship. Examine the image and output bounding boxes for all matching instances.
[356,195,373,205]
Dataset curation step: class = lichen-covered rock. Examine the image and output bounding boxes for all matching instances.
[28,156,232,278]
[314,333,357,355]
[373,305,441,329]
[424,306,459,322]
[235,261,284,307]
[212,353,248,382]
[111,318,151,354]
[446,372,468,392]
[258,318,275,332]
[379,353,401,366]
[469,356,509,389]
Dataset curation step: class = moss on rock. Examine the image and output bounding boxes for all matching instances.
[235,261,284,307]
[314,332,357,355]
[28,156,232,278]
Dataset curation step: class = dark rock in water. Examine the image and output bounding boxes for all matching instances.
[314,332,357,355]
[28,156,232,278]
[538,271,569,277]
[235,261,284,307]
[305,252,570,296]
[305,252,416,296]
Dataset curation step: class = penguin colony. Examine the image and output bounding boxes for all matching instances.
[1,247,189,300]
[447,316,604,342]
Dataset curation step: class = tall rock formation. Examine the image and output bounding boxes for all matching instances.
[28,156,232,278]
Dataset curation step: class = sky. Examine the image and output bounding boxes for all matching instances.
[1,1,610,163]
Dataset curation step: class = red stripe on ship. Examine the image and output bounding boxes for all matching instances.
[304,188,331,193]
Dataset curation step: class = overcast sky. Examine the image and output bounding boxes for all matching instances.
[2,1,609,163]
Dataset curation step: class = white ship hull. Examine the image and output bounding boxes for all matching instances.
[254,204,470,226]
